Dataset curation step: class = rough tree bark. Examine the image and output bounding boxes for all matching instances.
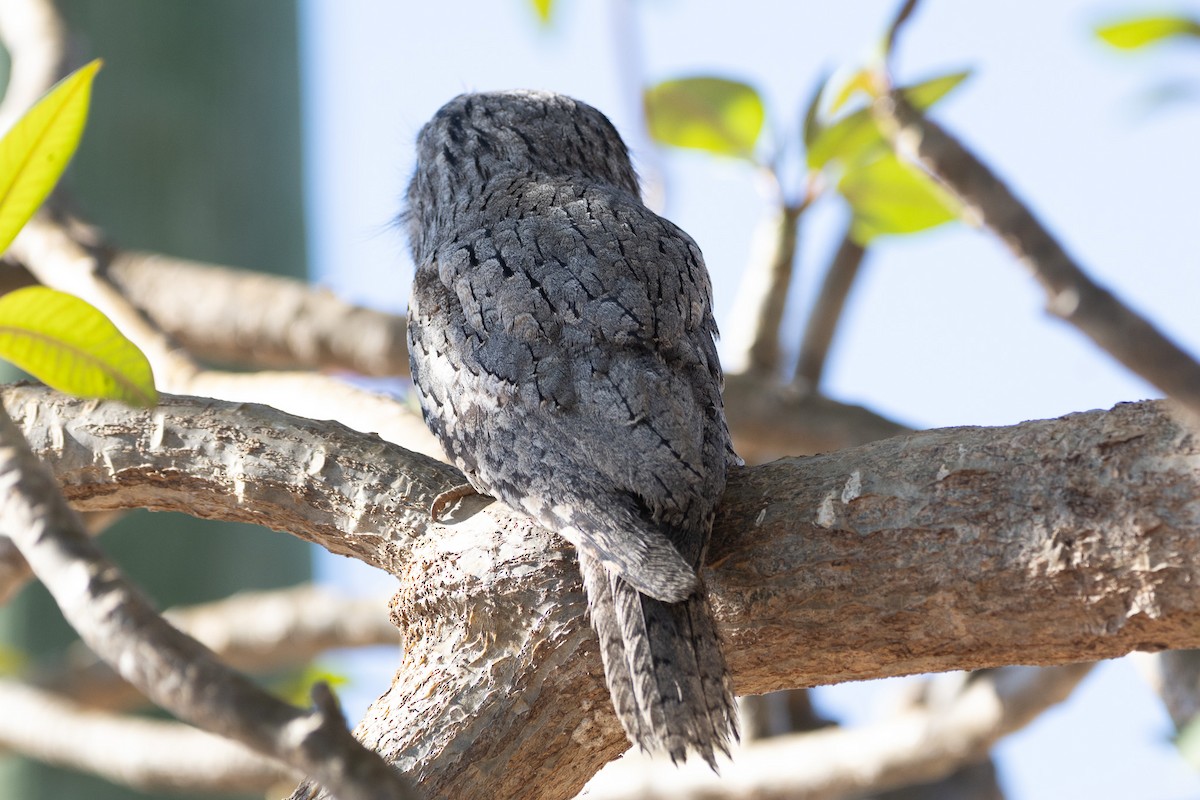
[7,384,1199,799]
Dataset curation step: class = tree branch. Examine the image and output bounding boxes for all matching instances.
[9,213,441,458]
[0,400,418,800]
[871,89,1200,421]
[0,678,289,793]
[7,384,1199,799]
[795,229,867,391]
[723,203,804,377]
[723,372,910,463]
[580,663,1091,800]
[103,250,411,376]
[34,586,397,712]
[1138,649,1200,731]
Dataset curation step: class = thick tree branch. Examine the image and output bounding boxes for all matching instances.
[0,678,289,793]
[580,663,1090,800]
[871,90,1200,421]
[0,401,418,800]
[6,384,1199,798]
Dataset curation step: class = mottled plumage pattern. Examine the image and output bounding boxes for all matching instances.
[405,90,738,765]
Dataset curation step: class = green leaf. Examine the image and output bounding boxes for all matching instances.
[807,69,971,170]
[1096,15,1200,50]
[644,76,765,160]
[0,59,101,255]
[828,68,876,114]
[838,153,960,244]
[905,70,974,108]
[530,0,554,25]
[0,286,157,407]
[273,663,350,707]
[801,73,829,151]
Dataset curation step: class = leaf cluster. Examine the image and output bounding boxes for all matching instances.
[642,66,967,244]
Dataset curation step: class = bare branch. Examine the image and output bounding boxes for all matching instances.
[883,0,922,59]
[723,204,804,376]
[871,90,1200,421]
[0,678,290,793]
[795,229,868,390]
[105,251,410,376]
[35,587,397,711]
[9,213,441,457]
[8,384,1200,798]
[0,508,120,605]
[581,664,1090,800]
[0,402,418,800]
[4,386,459,572]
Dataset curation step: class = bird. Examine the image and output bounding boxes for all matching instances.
[403,89,738,766]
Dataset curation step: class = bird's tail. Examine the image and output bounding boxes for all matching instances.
[580,552,738,768]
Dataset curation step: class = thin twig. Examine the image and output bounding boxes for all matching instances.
[871,90,1200,421]
[883,0,922,59]
[795,227,867,390]
[724,202,805,376]
[0,403,420,800]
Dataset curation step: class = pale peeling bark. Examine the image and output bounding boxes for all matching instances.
[5,384,1199,799]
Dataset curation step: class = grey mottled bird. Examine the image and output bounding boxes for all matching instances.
[404,90,738,766]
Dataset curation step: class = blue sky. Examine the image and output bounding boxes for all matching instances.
[300,2,1200,797]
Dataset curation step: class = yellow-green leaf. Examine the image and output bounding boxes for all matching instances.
[808,69,971,170]
[0,60,101,255]
[644,76,765,160]
[801,72,829,151]
[0,286,156,407]
[1096,15,1200,50]
[838,153,960,244]
[273,663,350,707]
[531,0,554,25]
[828,68,876,114]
